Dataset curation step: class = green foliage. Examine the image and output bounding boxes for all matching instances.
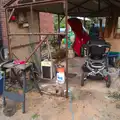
[85,21,91,30]
[54,15,65,31]
[32,113,39,120]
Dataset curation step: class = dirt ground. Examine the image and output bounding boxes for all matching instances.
[0,57,120,120]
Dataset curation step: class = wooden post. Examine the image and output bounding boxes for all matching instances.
[110,11,118,39]
[58,14,60,49]
[99,19,103,39]
[64,0,68,98]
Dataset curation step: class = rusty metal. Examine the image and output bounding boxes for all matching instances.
[5,8,12,59]
[30,5,34,34]
[58,14,60,49]
[60,15,65,23]
[8,33,66,36]
[8,8,15,22]
[12,53,19,59]
[37,11,42,73]
[3,0,17,7]
[26,36,48,62]
[64,0,68,98]
[11,41,40,49]
[4,0,68,97]
[58,15,60,33]
[6,0,64,9]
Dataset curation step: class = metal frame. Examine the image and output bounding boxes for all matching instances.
[5,0,69,97]
[4,0,116,98]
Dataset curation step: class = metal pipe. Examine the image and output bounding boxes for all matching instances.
[8,33,66,36]
[30,5,40,72]
[11,41,40,49]
[5,8,12,59]
[12,53,19,59]
[98,0,100,12]
[30,5,34,32]
[58,15,60,33]
[64,0,68,98]
[60,15,65,23]
[8,8,15,22]
[38,12,42,73]
[3,0,17,7]
[26,36,48,62]
[58,14,60,49]
[6,0,64,9]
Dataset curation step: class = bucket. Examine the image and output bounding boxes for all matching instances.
[56,66,65,84]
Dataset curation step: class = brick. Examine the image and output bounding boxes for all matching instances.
[0,9,54,47]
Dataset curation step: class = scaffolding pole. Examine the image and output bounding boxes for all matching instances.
[5,8,12,59]
[64,0,68,98]
[5,0,69,98]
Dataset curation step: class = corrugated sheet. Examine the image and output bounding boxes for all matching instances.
[15,0,111,17]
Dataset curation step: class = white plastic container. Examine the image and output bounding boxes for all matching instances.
[56,66,65,84]
[56,72,65,84]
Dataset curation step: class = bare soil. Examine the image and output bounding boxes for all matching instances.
[0,57,120,120]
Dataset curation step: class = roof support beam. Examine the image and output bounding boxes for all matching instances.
[107,0,120,8]
[88,6,110,16]
[103,0,111,5]
[3,0,17,7]
[68,1,95,12]
[6,0,64,9]
[68,0,89,13]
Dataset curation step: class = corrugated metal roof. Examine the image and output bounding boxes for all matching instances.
[4,0,120,17]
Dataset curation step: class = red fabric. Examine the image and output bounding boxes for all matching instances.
[13,60,26,65]
[11,16,16,21]
[68,18,90,56]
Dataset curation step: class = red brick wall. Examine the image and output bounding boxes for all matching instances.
[39,12,54,33]
[0,0,54,47]
[0,11,54,47]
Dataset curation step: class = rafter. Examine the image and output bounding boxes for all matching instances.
[68,1,95,12]
[3,0,17,7]
[68,0,89,13]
